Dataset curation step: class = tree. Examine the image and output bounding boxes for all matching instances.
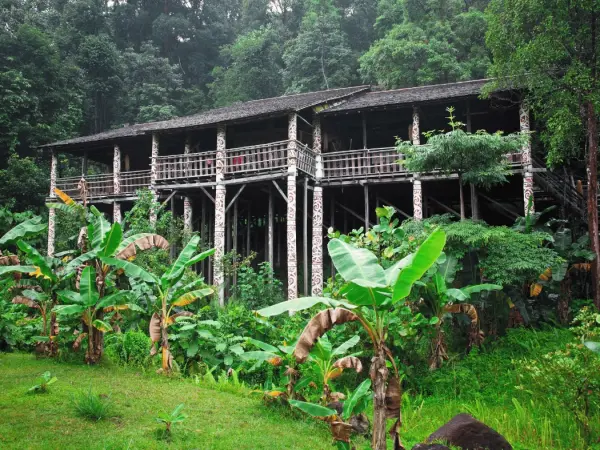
[282,0,357,93]
[209,26,284,106]
[486,0,600,309]
[258,229,446,450]
[401,107,525,219]
[360,0,490,88]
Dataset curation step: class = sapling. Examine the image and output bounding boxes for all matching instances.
[156,403,186,434]
[28,371,57,393]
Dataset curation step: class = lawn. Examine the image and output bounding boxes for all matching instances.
[0,353,333,450]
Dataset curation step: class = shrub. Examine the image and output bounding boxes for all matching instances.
[71,388,113,421]
[231,262,285,310]
[28,371,57,393]
[105,330,151,367]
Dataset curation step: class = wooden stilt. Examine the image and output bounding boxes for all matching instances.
[233,199,238,287]
[330,193,335,279]
[170,195,176,260]
[364,184,369,231]
[268,188,274,268]
[246,203,251,256]
[303,178,309,296]
[201,195,207,274]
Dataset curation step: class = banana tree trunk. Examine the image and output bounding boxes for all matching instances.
[48,311,58,357]
[161,307,171,372]
[370,346,389,450]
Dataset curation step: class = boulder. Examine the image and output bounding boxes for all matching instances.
[425,413,512,450]
[412,445,451,450]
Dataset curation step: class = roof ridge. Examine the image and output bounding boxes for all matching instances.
[369,78,490,95]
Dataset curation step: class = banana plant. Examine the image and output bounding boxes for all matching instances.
[51,188,169,363]
[0,215,46,282]
[258,228,447,450]
[289,378,372,450]
[110,235,214,373]
[54,265,140,362]
[414,256,501,370]
[295,334,363,403]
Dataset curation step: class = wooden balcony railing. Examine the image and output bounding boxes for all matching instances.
[322,147,408,182]
[55,170,151,199]
[155,151,217,182]
[297,142,316,177]
[225,141,288,178]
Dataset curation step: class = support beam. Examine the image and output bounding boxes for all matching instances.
[427,196,460,217]
[520,102,535,214]
[413,178,423,220]
[246,204,251,256]
[303,178,309,296]
[311,186,324,296]
[478,192,519,220]
[225,184,246,213]
[412,106,421,145]
[362,113,367,149]
[337,201,373,227]
[272,180,288,203]
[330,193,335,279]
[268,188,274,268]
[287,112,298,300]
[200,186,215,204]
[201,195,207,274]
[377,196,411,219]
[150,133,159,225]
[48,150,58,256]
[364,184,369,231]
[467,101,479,220]
[184,196,193,233]
[233,199,238,287]
[214,124,227,306]
[113,202,122,224]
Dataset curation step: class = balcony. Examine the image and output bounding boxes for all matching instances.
[321,147,409,184]
[54,170,151,200]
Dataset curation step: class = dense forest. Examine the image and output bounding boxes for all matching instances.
[1,0,493,210]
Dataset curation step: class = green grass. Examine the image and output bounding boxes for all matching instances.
[0,353,333,450]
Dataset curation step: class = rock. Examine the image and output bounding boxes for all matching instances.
[412,445,451,450]
[426,413,512,450]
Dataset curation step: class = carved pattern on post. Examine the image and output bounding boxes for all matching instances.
[313,117,322,153]
[48,208,56,257]
[413,178,423,220]
[288,113,297,173]
[113,144,121,195]
[216,124,226,182]
[150,133,159,225]
[523,172,535,215]
[214,185,226,306]
[412,107,421,145]
[184,196,193,232]
[519,102,532,169]
[113,202,122,224]
[48,150,58,256]
[287,175,297,300]
[311,186,324,296]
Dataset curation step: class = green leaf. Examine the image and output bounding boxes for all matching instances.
[551,261,568,283]
[17,240,56,281]
[584,341,600,354]
[328,239,387,287]
[384,254,414,286]
[393,228,446,303]
[332,335,360,357]
[171,288,213,307]
[79,266,100,307]
[161,235,201,285]
[100,222,123,257]
[342,378,371,421]
[247,338,280,353]
[0,265,37,277]
[57,289,83,304]
[92,319,113,332]
[89,207,111,249]
[224,354,233,366]
[446,288,468,302]
[340,283,390,307]
[53,304,86,315]
[0,216,46,246]
[289,400,337,418]
[101,257,158,284]
[96,291,130,309]
[462,284,503,296]
[256,297,355,317]
[64,251,98,276]
[187,248,216,266]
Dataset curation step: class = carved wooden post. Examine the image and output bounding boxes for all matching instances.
[183,136,193,233]
[214,124,227,306]
[113,143,122,223]
[520,102,535,215]
[48,149,58,256]
[287,113,298,300]
[311,116,324,296]
[150,133,159,225]
[412,106,423,220]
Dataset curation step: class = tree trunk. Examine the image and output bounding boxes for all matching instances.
[370,346,389,450]
[458,177,465,220]
[161,308,171,372]
[586,101,600,310]
[558,276,572,325]
[470,183,479,220]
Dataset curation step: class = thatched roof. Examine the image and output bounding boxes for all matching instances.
[321,79,492,114]
[42,85,369,149]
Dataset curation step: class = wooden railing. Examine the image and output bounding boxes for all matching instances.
[55,170,151,199]
[155,151,217,182]
[322,147,408,182]
[297,142,316,177]
[225,141,289,178]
